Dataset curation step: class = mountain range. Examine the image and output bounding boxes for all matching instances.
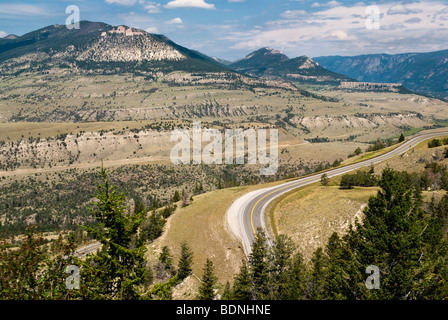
[314,50,448,100]
[229,47,352,85]
[1,21,447,100]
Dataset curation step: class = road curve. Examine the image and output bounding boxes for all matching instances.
[226,131,448,256]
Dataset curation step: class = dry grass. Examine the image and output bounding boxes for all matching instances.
[375,134,448,174]
[144,180,284,292]
[270,184,379,262]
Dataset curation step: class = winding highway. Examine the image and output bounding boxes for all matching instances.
[226,131,448,256]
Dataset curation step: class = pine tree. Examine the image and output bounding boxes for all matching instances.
[325,168,448,300]
[232,259,252,300]
[134,198,146,215]
[321,173,329,186]
[173,190,181,202]
[248,228,271,300]
[399,133,405,143]
[197,258,218,300]
[140,211,166,243]
[155,246,175,279]
[270,234,295,299]
[178,241,193,280]
[80,164,150,300]
[222,281,233,300]
[309,247,328,300]
[286,252,309,300]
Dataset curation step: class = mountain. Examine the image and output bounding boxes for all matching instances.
[314,50,448,100]
[211,56,232,66]
[2,34,18,40]
[229,47,352,85]
[0,21,228,75]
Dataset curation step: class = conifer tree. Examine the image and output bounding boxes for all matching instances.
[286,252,309,300]
[248,228,271,299]
[197,258,218,300]
[222,281,233,300]
[80,164,150,300]
[155,246,175,279]
[178,241,193,280]
[270,234,295,299]
[309,247,328,300]
[232,259,252,300]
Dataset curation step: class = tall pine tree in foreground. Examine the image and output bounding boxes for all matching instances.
[80,164,151,299]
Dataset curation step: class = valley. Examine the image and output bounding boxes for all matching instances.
[1,19,448,301]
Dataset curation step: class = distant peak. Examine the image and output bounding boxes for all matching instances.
[243,47,288,60]
[3,34,18,39]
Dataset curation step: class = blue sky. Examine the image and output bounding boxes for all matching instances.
[0,0,447,61]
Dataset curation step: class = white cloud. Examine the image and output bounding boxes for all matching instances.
[144,2,161,13]
[223,1,448,57]
[164,0,215,9]
[105,0,137,6]
[330,30,353,40]
[0,4,55,16]
[311,1,341,8]
[167,17,183,24]
[0,31,7,38]
[404,17,422,24]
[145,26,159,33]
[387,4,421,15]
[281,10,308,19]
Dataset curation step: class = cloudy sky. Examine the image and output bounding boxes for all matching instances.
[0,0,447,61]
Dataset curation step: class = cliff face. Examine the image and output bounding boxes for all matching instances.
[75,27,186,62]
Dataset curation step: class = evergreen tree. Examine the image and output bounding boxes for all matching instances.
[197,258,218,300]
[309,247,328,300]
[222,281,233,300]
[232,259,252,300]
[0,226,79,300]
[398,133,405,143]
[178,241,193,280]
[321,173,329,186]
[325,168,448,300]
[140,211,166,243]
[270,234,295,299]
[134,198,146,215]
[173,190,181,202]
[155,246,175,279]
[80,164,150,300]
[248,228,271,299]
[285,251,309,300]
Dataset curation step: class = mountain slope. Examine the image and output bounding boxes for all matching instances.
[0,21,229,75]
[314,50,448,100]
[230,47,352,85]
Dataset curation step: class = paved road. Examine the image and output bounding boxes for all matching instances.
[72,242,101,258]
[228,131,448,256]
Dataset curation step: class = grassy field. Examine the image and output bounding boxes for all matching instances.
[268,183,379,262]
[144,180,287,295]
